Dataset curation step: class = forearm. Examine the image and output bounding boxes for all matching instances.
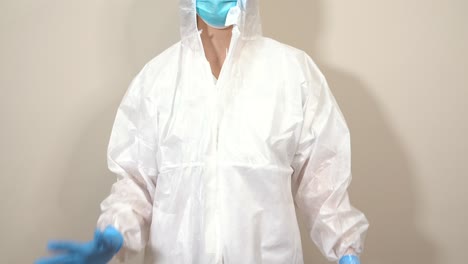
[97,178,153,262]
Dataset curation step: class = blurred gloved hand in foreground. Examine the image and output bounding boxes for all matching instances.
[35,225,123,264]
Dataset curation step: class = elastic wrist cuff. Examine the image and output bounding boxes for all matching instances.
[339,255,360,264]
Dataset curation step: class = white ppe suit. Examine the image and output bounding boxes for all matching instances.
[97,0,369,263]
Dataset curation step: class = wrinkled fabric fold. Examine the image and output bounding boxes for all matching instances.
[97,63,159,262]
[291,76,369,262]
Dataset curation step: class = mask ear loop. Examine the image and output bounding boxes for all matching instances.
[225,5,241,28]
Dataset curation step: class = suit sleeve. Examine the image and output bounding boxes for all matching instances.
[291,76,369,262]
[97,63,159,262]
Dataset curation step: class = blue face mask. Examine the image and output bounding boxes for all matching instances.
[196,0,238,29]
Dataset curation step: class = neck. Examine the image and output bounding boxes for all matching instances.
[197,15,233,79]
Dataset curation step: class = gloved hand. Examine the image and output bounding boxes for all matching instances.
[339,255,361,264]
[35,225,123,264]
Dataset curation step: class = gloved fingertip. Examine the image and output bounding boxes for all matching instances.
[339,255,360,264]
[46,240,58,250]
[102,226,124,252]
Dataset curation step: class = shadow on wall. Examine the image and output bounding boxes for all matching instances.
[262,1,438,264]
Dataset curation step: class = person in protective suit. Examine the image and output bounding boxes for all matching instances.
[36,1,369,264]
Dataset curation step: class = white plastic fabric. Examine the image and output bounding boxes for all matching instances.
[97,0,369,263]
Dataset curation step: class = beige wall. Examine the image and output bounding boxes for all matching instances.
[1,0,466,263]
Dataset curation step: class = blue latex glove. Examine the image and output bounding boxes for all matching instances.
[339,255,361,264]
[35,226,123,264]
